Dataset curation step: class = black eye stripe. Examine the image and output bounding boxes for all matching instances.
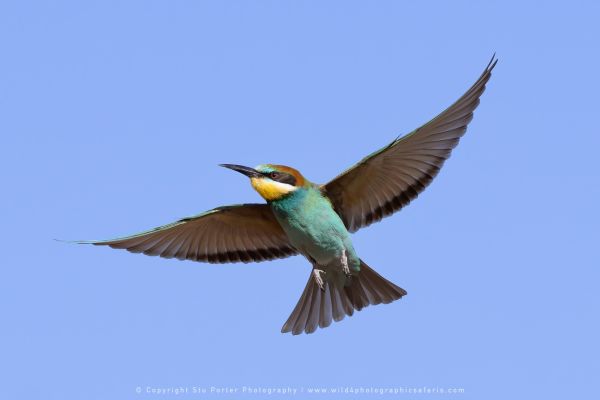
[279,174,297,186]
[264,171,297,186]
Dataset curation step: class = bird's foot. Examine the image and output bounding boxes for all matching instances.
[312,268,326,291]
[341,251,351,275]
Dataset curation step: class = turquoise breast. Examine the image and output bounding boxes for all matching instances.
[270,186,359,270]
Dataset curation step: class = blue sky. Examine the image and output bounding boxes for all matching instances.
[1,1,599,399]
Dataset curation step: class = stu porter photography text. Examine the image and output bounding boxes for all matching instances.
[138,385,466,396]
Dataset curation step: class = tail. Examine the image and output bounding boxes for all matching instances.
[281,259,407,335]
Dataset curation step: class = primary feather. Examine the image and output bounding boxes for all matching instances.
[323,56,497,232]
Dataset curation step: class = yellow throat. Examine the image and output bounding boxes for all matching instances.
[250,177,296,201]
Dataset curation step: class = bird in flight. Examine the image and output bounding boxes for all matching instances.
[81,56,497,335]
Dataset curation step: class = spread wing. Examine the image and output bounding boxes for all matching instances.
[84,203,297,263]
[323,56,497,232]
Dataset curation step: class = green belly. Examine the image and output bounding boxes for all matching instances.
[270,187,359,270]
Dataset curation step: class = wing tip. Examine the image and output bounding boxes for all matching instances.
[486,52,498,70]
[54,238,101,245]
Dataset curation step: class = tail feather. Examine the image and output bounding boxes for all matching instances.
[319,285,333,329]
[287,279,314,334]
[345,261,407,310]
[305,286,322,333]
[330,281,353,322]
[281,259,406,335]
[353,270,381,306]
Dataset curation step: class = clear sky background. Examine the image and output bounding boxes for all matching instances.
[1,1,599,399]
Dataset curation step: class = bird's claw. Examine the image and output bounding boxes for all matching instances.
[341,251,350,275]
[313,269,325,291]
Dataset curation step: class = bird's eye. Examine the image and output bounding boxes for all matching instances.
[270,172,280,179]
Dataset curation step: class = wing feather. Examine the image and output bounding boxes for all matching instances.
[84,203,297,264]
[323,56,497,232]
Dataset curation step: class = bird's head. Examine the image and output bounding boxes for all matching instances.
[220,163,306,201]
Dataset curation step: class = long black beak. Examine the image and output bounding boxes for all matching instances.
[219,164,262,178]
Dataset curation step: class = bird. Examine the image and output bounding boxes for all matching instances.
[80,56,497,335]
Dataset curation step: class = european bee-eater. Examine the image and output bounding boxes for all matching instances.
[81,57,496,335]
